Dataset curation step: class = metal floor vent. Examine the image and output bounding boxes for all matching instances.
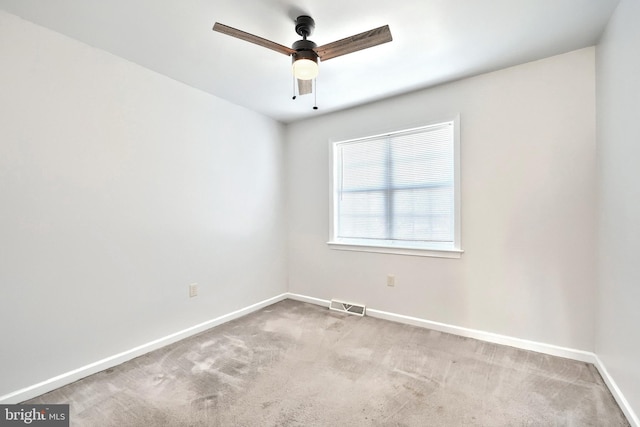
[329,299,366,316]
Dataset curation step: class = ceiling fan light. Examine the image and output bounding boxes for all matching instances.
[292,58,319,80]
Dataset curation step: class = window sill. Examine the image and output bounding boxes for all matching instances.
[327,241,464,258]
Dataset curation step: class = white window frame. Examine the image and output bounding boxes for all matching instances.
[328,116,463,258]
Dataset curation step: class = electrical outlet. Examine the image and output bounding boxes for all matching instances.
[387,274,395,287]
[189,283,198,298]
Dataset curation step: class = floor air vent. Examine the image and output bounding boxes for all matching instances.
[329,299,366,316]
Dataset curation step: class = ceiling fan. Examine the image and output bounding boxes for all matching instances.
[212,16,392,102]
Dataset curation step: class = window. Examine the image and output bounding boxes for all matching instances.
[329,117,462,258]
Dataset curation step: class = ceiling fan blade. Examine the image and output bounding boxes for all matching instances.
[297,79,313,95]
[213,22,295,56]
[315,25,392,61]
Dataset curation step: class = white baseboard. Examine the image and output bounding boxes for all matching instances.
[593,355,639,427]
[0,293,289,404]
[366,308,596,363]
[288,293,637,426]
[286,293,331,307]
[288,294,595,361]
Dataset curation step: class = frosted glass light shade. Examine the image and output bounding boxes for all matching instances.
[292,59,319,80]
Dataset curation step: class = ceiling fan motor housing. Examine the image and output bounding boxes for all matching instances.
[292,39,318,63]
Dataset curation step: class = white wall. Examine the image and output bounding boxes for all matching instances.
[0,11,287,397]
[286,48,597,351]
[596,0,640,420]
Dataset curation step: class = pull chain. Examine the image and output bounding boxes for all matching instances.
[313,78,318,110]
[292,75,297,100]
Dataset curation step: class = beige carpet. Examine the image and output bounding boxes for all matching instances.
[26,299,629,426]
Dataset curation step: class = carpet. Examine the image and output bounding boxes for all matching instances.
[25,299,629,426]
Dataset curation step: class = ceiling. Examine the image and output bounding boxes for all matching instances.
[0,0,619,123]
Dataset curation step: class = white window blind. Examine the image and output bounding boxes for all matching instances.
[331,119,461,255]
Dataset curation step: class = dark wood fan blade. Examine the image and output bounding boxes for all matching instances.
[297,79,313,95]
[315,25,392,61]
[213,22,295,56]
